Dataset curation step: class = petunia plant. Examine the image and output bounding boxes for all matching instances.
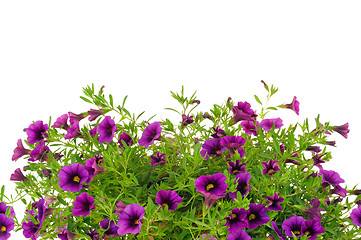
[1,81,361,239]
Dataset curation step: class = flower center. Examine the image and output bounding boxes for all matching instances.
[73,176,80,183]
[268,169,275,173]
[162,203,168,207]
[248,214,256,220]
[232,169,239,174]
[134,219,140,225]
[304,230,310,236]
[206,184,215,191]
[231,214,237,219]
[293,230,301,235]
[0,226,6,232]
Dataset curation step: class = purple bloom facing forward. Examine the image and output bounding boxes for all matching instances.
[99,219,119,238]
[155,190,182,211]
[28,142,50,162]
[240,121,258,136]
[224,208,247,233]
[200,138,227,160]
[262,159,280,175]
[138,122,162,148]
[266,193,284,211]
[244,203,269,229]
[52,114,70,130]
[181,114,194,126]
[150,152,166,167]
[227,230,251,240]
[229,172,251,200]
[220,136,246,156]
[98,116,116,143]
[332,123,350,139]
[282,216,305,238]
[58,163,89,192]
[10,168,28,182]
[282,96,300,115]
[319,169,345,187]
[118,132,134,148]
[195,173,228,208]
[85,228,100,240]
[0,213,14,240]
[301,219,324,240]
[350,206,361,227]
[12,139,31,161]
[26,121,49,144]
[260,118,283,132]
[117,203,145,235]
[72,192,94,217]
[228,160,246,175]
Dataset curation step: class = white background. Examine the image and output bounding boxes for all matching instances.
[1,1,360,238]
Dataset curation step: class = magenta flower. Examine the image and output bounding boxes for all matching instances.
[117,203,145,235]
[150,152,166,166]
[64,121,81,140]
[138,122,162,148]
[330,184,347,198]
[99,219,118,238]
[28,142,50,162]
[266,193,284,211]
[271,221,286,240]
[68,112,87,124]
[11,139,31,161]
[240,121,258,136]
[181,114,194,126]
[232,101,255,124]
[229,172,251,200]
[26,120,49,144]
[22,214,40,240]
[87,108,104,121]
[51,114,70,130]
[211,126,226,138]
[89,126,98,138]
[301,219,324,240]
[302,198,321,221]
[0,203,15,218]
[228,160,246,175]
[282,96,300,115]
[227,230,251,240]
[58,163,89,192]
[118,132,134,148]
[244,203,270,229]
[282,216,305,238]
[195,172,228,208]
[350,206,361,227]
[84,158,105,183]
[84,228,99,240]
[0,213,14,240]
[262,159,280,175]
[220,136,246,156]
[332,123,350,139]
[98,116,116,143]
[10,168,28,182]
[224,208,247,233]
[72,192,94,217]
[200,138,227,160]
[319,169,345,187]
[260,118,283,131]
[155,190,182,211]
[114,200,127,214]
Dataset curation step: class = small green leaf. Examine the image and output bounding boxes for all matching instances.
[0,185,4,202]
[80,96,93,104]
[254,95,262,105]
[267,107,278,111]
[109,94,114,107]
[57,196,68,206]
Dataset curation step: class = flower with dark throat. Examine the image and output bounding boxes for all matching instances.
[224,208,247,233]
[58,163,89,192]
[220,135,246,157]
[229,172,251,200]
[282,96,300,115]
[332,123,349,139]
[10,168,28,182]
[155,190,182,211]
[52,114,70,130]
[232,101,255,124]
[281,216,305,238]
[266,193,284,211]
[72,192,95,217]
[99,218,119,238]
[28,142,50,162]
[301,219,324,240]
[12,139,31,161]
[84,158,105,183]
[319,169,345,187]
[150,152,166,166]
[262,159,280,175]
[98,116,116,143]
[138,122,162,148]
[85,228,100,240]
[195,172,228,208]
[260,118,283,132]
[200,138,227,160]
[240,121,258,136]
[118,132,134,148]
[350,206,361,227]
[227,230,251,240]
[0,213,14,240]
[26,120,49,144]
[117,203,145,235]
[181,114,194,126]
[228,160,246,175]
[211,126,226,138]
[245,203,270,229]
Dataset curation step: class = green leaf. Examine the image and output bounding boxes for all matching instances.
[80,96,93,104]
[0,185,4,202]
[57,196,68,206]
[267,107,278,111]
[254,95,262,105]
[109,94,114,107]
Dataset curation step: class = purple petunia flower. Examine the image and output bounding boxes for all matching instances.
[114,200,127,214]
[138,122,162,148]
[232,101,255,124]
[64,121,81,140]
[52,114,70,130]
[28,142,50,162]
[227,229,251,240]
[211,126,226,139]
[85,228,100,240]
[12,139,31,161]
[57,228,77,240]
[330,184,347,198]
[155,190,182,211]
[98,116,116,143]
[319,169,345,187]
[228,160,246,175]
[271,221,286,240]
[220,136,246,157]
[88,109,104,122]
[118,132,134,148]
[72,192,94,217]
[245,203,270,229]
[332,123,350,139]
[68,112,87,124]
[350,206,361,227]
[22,215,40,240]
[195,172,228,208]
[26,120,49,144]
[10,168,28,182]
[266,193,284,211]
[260,118,283,132]
[58,163,89,192]
[282,216,305,238]
[200,138,227,160]
[117,203,145,235]
[89,126,98,138]
[0,203,15,218]
[240,121,258,136]
[302,198,321,221]
[301,219,324,240]
[312,152,325,169]
[0,213,14,240]
[282,96,300,115]
[150,152,166,167]
[181,114,194,126]
[84,158,105,183]
[229,172,251,200]
[99,218,119,238]
[224,208,247,233]
[262,159,281,175]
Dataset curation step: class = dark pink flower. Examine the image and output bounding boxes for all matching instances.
[138,122,162,148]
[58,163,89,192]
[118,132,134,148]
[195,172,228,208]
[0,213,14,240]
[87,109,104,121]
[350,206,361,227]
[155,190,182,211]
[51,114,70,130]
[266,193,284,211]
[117,203,145,235]
[332,123,350,139]
[301,219,324,240]
[72,192,94,217]
[150,152,166,166]
[224,208,247,233]
[98,116,116,143]
[200,138,227,160]
[10,168,28,182]
[12,139,31,161]
[260,118,283,132]
[221,136,246,156]
[211,126,227,139]
[64,122,81,140]
[240,121,258,136]
[282,216,305,237]
[181,114,194,126]
[68,112,87,124]
[229,172,251,200]
[282,96,300,115]
[262,159,280,175]
[28,142,50,162]
[232,101,255,124]
[26,121,49,144]
[245,203,270,229]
